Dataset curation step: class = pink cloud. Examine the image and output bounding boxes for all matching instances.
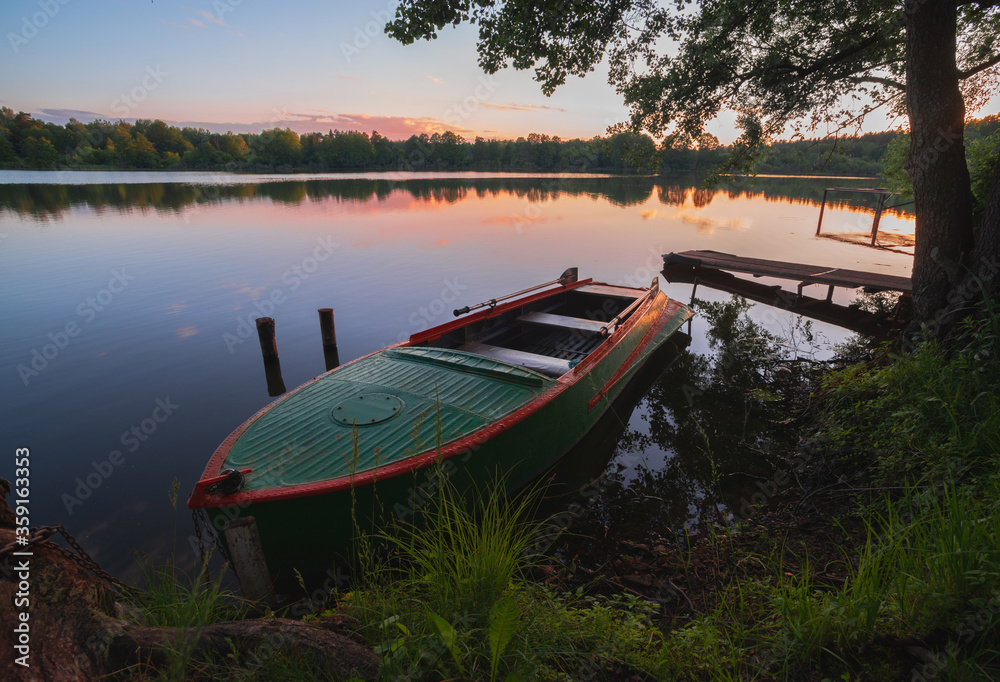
[32,108,518,141]
[260,111,483,139]
[197,9,226,26]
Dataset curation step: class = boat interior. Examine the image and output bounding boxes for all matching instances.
[415,283,647,377]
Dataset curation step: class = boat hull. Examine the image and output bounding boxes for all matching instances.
[195,283,691,579]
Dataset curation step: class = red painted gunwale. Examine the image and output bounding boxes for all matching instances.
[188,277,662,510]
[587,296,686,411]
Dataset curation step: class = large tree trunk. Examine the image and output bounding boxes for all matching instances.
[904,0,975,332]
[938,153,1000,333]
[903,0,1000,340]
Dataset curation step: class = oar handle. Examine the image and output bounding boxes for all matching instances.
[453,269,577,317]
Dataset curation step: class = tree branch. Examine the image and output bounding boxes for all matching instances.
[846,75,906,90]
[105,617,380,680]
[958,52,1000,80]
[795,33,882,77]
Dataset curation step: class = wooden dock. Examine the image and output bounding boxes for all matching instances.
[662,250,911,336]
[664,250,911,294]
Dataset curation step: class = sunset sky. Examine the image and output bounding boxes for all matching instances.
[3,1,997,142]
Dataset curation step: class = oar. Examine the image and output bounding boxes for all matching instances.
[453,267,578,316]
[599,277,657,336]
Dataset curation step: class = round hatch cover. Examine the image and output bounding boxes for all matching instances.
[331,393,404,426]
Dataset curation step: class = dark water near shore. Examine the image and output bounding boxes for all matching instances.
[0,171,913,582]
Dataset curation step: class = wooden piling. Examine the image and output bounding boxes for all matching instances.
[318,308,340,371]
[222,516,276,607]
[256,317,278,361]
[318,308,337,350]
[263,358,286,397]
[323,347,341,372]
[871,192,888,246]
[815,188,829,235]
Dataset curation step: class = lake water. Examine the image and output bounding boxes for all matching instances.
[0,171,914,582]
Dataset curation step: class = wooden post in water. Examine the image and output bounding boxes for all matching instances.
[815,188,830,235]
[318,308,340,371]
[255,317,285,395]
[263,358,287,396]
[256,317,279,361]
[870,192,889,246]
[223,516,277,608]
[687,277,699,335]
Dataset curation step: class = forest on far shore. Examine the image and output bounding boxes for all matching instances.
[2,107,999,177]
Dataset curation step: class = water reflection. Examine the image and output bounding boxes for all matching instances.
[0,175,914,221]
[551,296,813,551]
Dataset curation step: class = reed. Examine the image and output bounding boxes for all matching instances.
[340,472,663,680]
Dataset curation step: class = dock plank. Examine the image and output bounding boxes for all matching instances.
[663,250,911,293]
[661,265,907,336]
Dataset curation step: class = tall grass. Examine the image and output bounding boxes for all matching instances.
[346,474,544,679]
[340,472,663,680]
[853,482,1000,629]
[123,478,248,680]
[388,476,539,621]
[134,552,244,628]
[818,298,1000,484]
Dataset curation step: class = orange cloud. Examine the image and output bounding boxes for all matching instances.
[480,102,566,113]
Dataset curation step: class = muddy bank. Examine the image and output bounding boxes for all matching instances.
[0,479,379,681]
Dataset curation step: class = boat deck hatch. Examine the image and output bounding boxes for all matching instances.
[331,393,404,426]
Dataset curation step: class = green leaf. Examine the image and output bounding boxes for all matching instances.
[489,595,520,681]
[749,389,782,402]
[426,610,465,673]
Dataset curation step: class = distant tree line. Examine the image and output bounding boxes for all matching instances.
[1,107,997,177]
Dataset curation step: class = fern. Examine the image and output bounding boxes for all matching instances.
[488,595,520,681]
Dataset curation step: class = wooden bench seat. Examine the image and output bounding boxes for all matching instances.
[573,283,643,299]
[459,342,572,377]
[516,311,606,336]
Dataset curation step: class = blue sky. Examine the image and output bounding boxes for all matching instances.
[2,1,996,142]
[2,0,639,139]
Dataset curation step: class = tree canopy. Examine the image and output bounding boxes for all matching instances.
[387,0,1000,335]
[388,1,998,151]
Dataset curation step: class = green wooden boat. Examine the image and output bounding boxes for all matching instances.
[188,269,693,579]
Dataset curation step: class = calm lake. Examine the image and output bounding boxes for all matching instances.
[0,170,914,581]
